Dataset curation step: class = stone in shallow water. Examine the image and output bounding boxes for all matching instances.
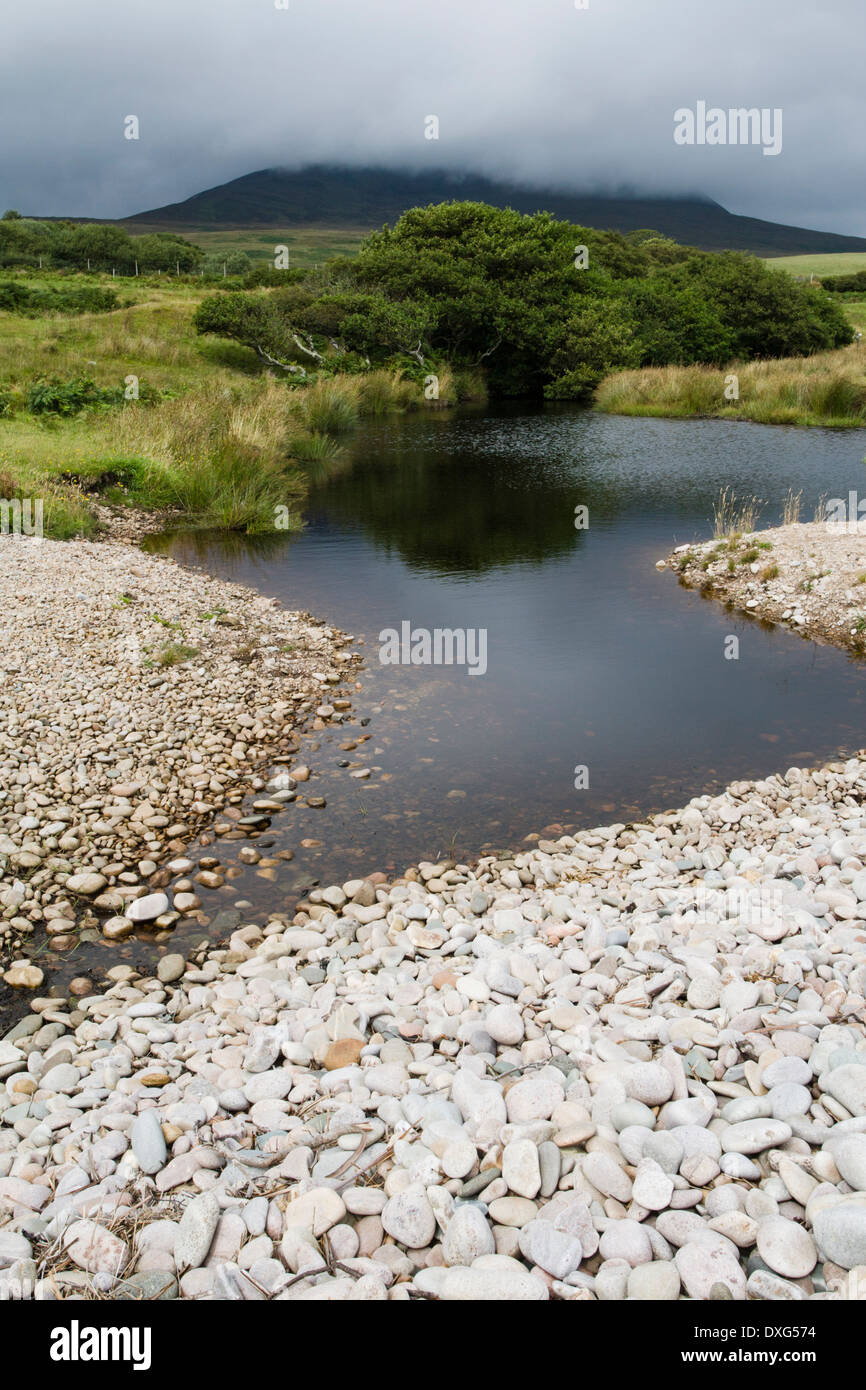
[127,892,170,923]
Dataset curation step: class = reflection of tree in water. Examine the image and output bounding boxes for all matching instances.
[305,417,632,575]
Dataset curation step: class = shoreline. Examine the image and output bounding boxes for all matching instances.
[665,520,866,654]
[0,526,360,1005]
[1,519,865,1303]
[1,747,865,1301]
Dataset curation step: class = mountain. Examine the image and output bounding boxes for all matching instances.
[127,165,866,257]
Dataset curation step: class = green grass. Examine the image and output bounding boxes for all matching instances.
[123,223,368,268]
[763,252,866,278]
[0,267,437,537]
[148,642,199,668]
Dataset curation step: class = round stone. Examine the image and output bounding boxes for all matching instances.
[632,1159,674,1212]
[762,1057,812,1088]
[583,1152,633,1202]
[381,1185,436,1249]
[721,1119,793,1155]
[831,1135,866,1190]
[623,1062,674,1106]
[756,1215,817,1278]
[813,1199,866,1270]
[627,1260,681,1300]
[127,892,171,923]
[485,1004,524,1046]
[598,1219,653,1267]
[442,1205,495,1266]
[502,1139,541,1199]
[675,1242,747,1300]
[768,1084,812,1119]
[441,1138,477,1180]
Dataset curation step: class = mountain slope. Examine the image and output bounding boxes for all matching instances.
[128,165,866,256]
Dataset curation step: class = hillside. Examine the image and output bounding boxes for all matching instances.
[128,165,866,256]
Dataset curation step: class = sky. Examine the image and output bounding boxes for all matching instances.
[1,0,863,233]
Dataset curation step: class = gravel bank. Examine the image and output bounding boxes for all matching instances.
[2,754,865,1301]
[0,532,358,992]
[666,521,866,652]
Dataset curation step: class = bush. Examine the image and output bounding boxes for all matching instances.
[27,377,124,416]
[821,270,866,293]
[0,281,118,315]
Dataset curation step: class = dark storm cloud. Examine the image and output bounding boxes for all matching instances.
[1,0,863,233]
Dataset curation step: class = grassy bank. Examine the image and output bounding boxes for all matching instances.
[0,271,465,537]
[594,344,866,427]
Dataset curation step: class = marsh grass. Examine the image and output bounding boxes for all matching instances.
[782,488,802,526]
[106,380,306,531]
[595,345,866,427]
[713,487,764,539]
[0,271,474,537]
[296,378,360,434]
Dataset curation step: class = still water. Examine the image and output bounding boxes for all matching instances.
[151,405,866,874]
[16,406,866,1010]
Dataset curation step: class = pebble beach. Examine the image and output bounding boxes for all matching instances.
[1,530,866,1302]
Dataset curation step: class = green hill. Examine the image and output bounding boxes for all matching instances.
[127,165,866,257]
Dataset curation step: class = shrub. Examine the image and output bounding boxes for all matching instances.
[0,280,118,315]
[27,377,123,416]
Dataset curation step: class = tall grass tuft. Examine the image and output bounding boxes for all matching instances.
[782,488,802,527]
[295,378,359,434]
[288,430,344,463]
[713,487,763,539]
[355,369,419,416]
[107,380,304,532]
